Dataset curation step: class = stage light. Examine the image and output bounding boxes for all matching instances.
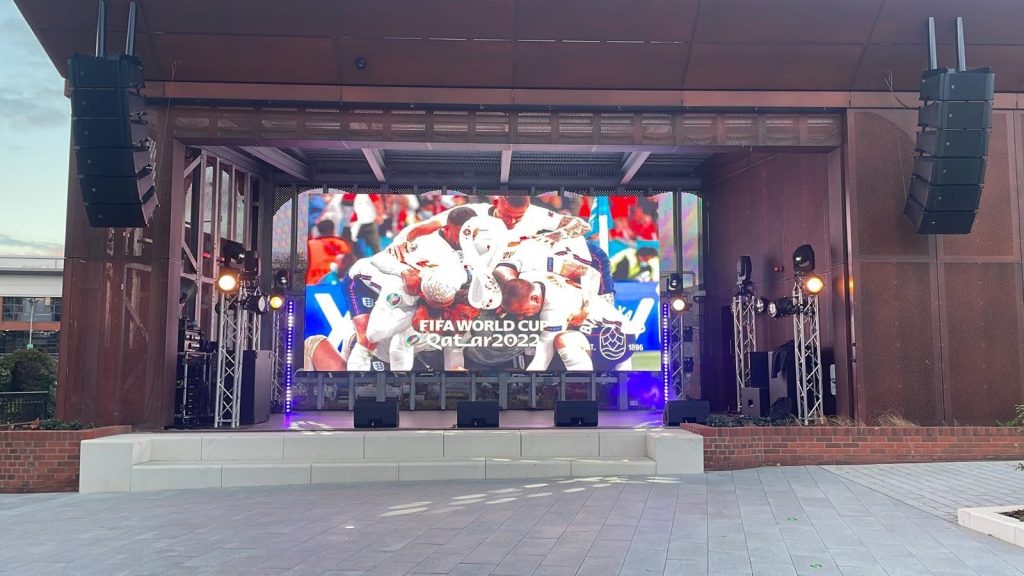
[802,274,825,296]
[736,256,752,284]
[754,297,770,315]
[793,244,816,274]
[274,269,290,290]
[216,269,239,293]
[768,297,797,319]
[243,294,268,314]
[268,294,285,311]
[666,273,683,292]
[669,295,688,313]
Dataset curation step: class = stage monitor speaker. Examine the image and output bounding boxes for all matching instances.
[739,387,770,418]
[904,196,976,235]
[554,400,598,427]
[240,350,271,425]
[457,401,499,428]
[663,400,710,426]
[69,53,156,228]
[747,351,769,389]
[354,398,399,429]
[907,178,981,212]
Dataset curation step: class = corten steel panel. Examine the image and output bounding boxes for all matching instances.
[694,0,883,45]
[855,262,941,424]
[852,43,959,92]
[337,39,514,87]
[513,42,688,90]
[151,34,338,85]
[849,110,929,258]
[32,29,163,81]
[683,44,863,90]
[136,0,357,38]
[941,262,1024,424]
[940,113,1018,259]
[869,0,1024,46]
[515,0,698,42]
[337,0,515,40]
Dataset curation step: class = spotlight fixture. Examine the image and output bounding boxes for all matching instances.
[355,56,368,70]
[216,269,240,293]
[273,269,290,290]
[767,297,797,319]
[243,294,268,314]
[669,295,688,313]
[666,273,683,293]
[268,294,285,311]
[792,244,816,274]
[754,297,770,315]
[802,274,825,296]
[736,256,752,284]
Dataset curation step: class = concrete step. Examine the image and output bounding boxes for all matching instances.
[81,428,703,493]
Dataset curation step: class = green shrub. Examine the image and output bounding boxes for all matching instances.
[1004,405,1024,428]
[0,349,57,393]
[37,420,90,430]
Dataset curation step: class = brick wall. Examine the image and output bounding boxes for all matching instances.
[0,426,131,493]
[681,424,1024,471]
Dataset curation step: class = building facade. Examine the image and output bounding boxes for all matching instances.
[0,257,63,357]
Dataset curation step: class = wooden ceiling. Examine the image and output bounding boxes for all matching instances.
[15,0,1024,93]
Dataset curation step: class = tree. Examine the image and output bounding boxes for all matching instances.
[0,349,57,393]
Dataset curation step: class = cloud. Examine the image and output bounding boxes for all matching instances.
[0,234,64,257]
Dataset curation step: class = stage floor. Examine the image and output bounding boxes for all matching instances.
[249,409,665,431]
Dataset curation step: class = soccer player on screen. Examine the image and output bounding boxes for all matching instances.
[500,272,642,371]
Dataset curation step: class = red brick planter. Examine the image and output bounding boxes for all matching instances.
[1,426,132,493]
[681,424,1024,471]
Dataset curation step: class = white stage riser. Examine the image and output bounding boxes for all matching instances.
[80,429,703,493]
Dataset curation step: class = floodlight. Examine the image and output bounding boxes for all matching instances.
[216,269,239,293]
[802,274,825,296]
[268,294,285,311]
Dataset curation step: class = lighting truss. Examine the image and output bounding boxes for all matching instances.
[270,309,284,407]
[662,301,686,402]
[213,285,261,428]
[731,292,757,411]
[792,277,824,424]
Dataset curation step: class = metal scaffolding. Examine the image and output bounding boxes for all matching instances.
[731,290,757,411]
[213,289,260,428]
[792,278,824,424]
[270,309,284,408]
[663,301,687,401]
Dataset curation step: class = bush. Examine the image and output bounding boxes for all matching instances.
[37,420,89,430]
[1003,405,1024,428]
[0,349,57,393]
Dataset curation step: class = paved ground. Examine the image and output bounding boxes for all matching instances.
[1,463,1023,576]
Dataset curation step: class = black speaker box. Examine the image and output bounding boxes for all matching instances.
[74,118,150,149]
[915,129,989,158]
[554,400,598,427]
[913,156,987,186]
[918,100,992,131]
[904,197,976,235]
[663,400,710,426]
[354,398,399,428]
[747,351,769,389]
[739,387,770,418]
[68,53,144,89]
[76,146,152,178]
[84,187,158,228]
[80,173,155,205]
[919,68,995,102]
[71,88,145,120]
[240,350,271,425]
[457,401,500,428]
[907,178,981,212]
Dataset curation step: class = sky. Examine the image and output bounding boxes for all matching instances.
[0,0,71,257]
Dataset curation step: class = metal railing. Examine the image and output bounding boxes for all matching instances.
[0,391,51,424]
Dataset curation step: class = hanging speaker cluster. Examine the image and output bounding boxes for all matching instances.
[69,1,157,228]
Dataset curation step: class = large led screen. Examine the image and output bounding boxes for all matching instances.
[303,192,660,372]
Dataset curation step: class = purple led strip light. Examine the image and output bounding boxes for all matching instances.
[285,299,295,413]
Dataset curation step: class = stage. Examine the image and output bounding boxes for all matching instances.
[249,409,666,431]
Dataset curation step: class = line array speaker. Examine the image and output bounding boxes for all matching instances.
[69,53,157,228]
[904,67,994,234]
